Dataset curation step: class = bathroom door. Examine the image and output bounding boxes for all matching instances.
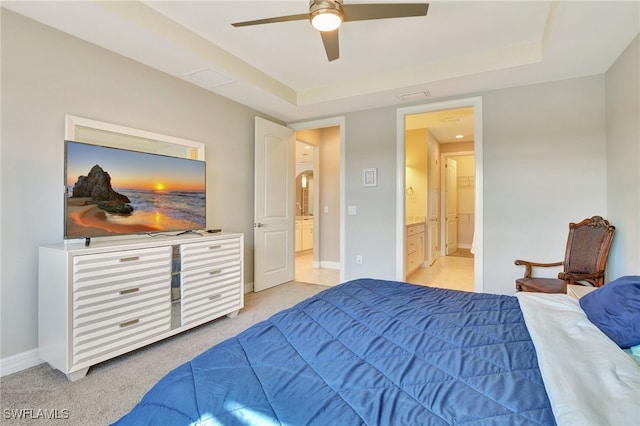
[428,139,439,265]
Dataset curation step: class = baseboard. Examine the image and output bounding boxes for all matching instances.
[0,348,43,377]
[316,261,340,270]
[244,281,254,293]
[458,244,472,250]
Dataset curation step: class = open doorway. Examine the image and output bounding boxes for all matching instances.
[254,117,343,292]
[294,140,319,282]
[290,123,342,286]
[399,101,480,293]
[442,152,475,258]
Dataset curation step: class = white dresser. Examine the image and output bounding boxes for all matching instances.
[38,233,243,380]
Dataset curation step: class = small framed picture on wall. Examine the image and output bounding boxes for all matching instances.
[362,168,377,187]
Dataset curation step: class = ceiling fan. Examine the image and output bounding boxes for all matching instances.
[232,1,429,62]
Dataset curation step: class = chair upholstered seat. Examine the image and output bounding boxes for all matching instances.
[515,277,567,294]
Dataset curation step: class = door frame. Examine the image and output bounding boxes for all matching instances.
[288,116,346,283]
[396,97,483,292]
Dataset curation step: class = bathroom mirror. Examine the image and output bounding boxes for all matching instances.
[296,170,313,216]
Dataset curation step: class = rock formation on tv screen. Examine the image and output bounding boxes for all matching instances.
[72,165,133,214]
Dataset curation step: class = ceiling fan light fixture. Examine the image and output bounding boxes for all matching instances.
[311,9,343,31]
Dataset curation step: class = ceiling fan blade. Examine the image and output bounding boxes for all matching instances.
[342,3,429,22]
[320,30,340,61]
[232,13,309,27]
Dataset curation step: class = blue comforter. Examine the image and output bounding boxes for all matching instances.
[114,279,555,425]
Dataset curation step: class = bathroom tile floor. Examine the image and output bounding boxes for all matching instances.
[406,255,474,292]
[296,250,474,293]
[295,251,340,287]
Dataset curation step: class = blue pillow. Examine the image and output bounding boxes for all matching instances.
[580,276,640,348]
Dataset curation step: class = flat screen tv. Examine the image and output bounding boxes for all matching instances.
[65,140,206,240]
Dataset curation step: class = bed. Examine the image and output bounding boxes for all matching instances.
[114,278,640,425]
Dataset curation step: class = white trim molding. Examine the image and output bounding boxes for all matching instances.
[65,115,205,160]
[1,349,43,377]
[396,97,484,293]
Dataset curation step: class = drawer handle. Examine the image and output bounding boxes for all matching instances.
[209,269,222,275]
[208,294,222,301]
[119,287,139,295]
[119,256,140,262]
[119,319,139,328]
[208,245,222,250]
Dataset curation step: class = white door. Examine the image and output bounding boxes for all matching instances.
[445,157,458,255]
[254,117,295,291]
[427,141,439,265]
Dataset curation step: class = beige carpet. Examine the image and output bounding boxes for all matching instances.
[0,281,327,425]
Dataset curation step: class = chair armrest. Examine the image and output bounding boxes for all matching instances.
[514,259,564,278]
[558,270,604,285]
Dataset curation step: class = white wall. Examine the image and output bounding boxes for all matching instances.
[405,129,428,221]
[318,127,341,264]
[342,75,610,294]
[1,10,269,359]
[482,76,608,292]
[344,108,398,280]
[606,35,640,278]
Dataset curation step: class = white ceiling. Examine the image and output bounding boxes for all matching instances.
[296,140,315,163]
[406,107,474,143]
[4,0,639,138]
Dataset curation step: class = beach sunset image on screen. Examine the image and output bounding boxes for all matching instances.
[64,141,206,239]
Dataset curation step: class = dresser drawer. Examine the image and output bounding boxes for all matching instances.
[72,246,171,325]
[73,278,170,329]
[180,238,241,272]
[72,246,172,291]
[72,307,170,368]
[181,262,242,326]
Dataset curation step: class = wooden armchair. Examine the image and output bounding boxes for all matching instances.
[515,216,615,293]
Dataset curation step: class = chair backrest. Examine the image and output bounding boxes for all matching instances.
[563,216,615,286]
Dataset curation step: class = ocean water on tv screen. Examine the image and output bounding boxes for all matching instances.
[117,188,206,229]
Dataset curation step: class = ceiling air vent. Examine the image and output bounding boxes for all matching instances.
[185,67,233,88]
[398,90,430,101]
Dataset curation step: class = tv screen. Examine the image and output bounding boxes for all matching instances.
[65,140,206,240]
